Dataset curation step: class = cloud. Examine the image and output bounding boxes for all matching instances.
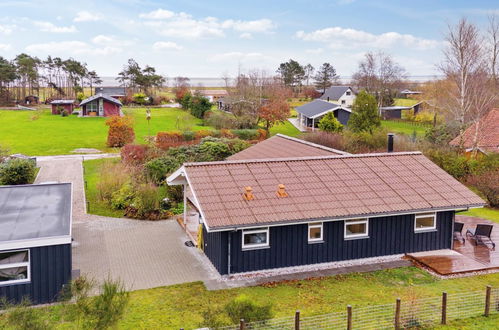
[33,21,77,33]
[139,9,275,39]
[139,9,175,19]
[208,51,267,63]
[296,26,440,50]
[26,41,121,56]
[0,43,11,51]
[239,32,253,39]
[305,48,323,54]
[74,10,102,22]
[336,0,356,4]
[0,23,14,35]
[152,41,183,51]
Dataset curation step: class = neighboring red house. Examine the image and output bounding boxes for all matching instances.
[79,94,123,117]
[50,100,75,115]
[449,108,499,155]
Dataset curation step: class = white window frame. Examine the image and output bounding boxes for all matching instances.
[344,219,369,239]
[0,249,30,286]
[308,222,323,243]
[242,227,269,250]
[414,213,437,232]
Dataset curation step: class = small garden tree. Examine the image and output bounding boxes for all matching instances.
[105,116,135,147]
[318,112,343,132]
[0,158,36,185]
[190,95,212,119]
[258,98,290,132]
[348,90,381,134]
[133,93,148,105]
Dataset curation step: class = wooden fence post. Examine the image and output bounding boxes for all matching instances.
[485,285,491,317]
[239,319,245,330]
[441,292,447,325]
[394,298,401,329]
[347,305,352,330]
[295,310,300,330]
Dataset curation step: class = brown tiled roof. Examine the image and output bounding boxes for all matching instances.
[449,109,499,153]
[179,152,485,230]
[227,134,347,161]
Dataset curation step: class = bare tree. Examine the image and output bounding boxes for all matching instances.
[439,18,486,146]
[352,51,406,107]
[487,14,499,84]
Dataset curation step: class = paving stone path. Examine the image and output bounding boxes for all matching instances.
[35,154,218,291]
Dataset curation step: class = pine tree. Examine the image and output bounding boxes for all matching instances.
[313,63,338,93]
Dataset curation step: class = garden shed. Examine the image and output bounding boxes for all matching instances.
[50,100,75,115]
[295,99,351,130]
[0,183,72,304]
[79,93,122,117]
[168,152,485,275]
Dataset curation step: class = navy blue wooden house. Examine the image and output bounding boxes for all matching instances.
[295,99,351,130]
[168,151,485,275]
[0,183,72,304]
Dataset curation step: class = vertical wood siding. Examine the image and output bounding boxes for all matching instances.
[203,227,228,274]
[0,244,72,304]
[204,211,453,275]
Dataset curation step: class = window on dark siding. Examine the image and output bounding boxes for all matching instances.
[308,222,323,243]
[415,213,436,232]
[0,250,30,285]
[344,219,368,239]
[242,228,269,249]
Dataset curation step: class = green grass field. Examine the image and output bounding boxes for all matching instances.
[394,98,420,107]
[381,119,428,136]
[459,207,499,223]
[0,107,208,156]
[1,267,498,329]
[83,158,124,218]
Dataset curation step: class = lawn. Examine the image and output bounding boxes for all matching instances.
[269,120,301,137]
[459,207,499,223]
[394,98,420,107]
[381,119,428,136]
[83,158,124,218]
[0,107,208,156]
[1,267,498,329]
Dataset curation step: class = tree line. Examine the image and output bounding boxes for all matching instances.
[0,54,102,104]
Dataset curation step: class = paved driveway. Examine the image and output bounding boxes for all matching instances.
[35,155,218,291]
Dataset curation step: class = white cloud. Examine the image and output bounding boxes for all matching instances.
[152,41,183,51]
[74,10,102,22]
[239,32,253,39]
[0,23,15,34]
[26,41,121,56]
[305,48,323,54]
[139,9,275,39]
[34,21,77,33]
[139,9,175,19]
[296,26,440,50]
[208,51,267,63]
[0,43,11,51]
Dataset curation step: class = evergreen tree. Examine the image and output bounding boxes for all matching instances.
[313,63,338,93]
[276,59,305,89]
[318,112,343,132]
[348,90,381,134]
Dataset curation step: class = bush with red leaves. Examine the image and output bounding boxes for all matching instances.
[466,170,499,207]
[121,144,149,166]
[106,116,135,147]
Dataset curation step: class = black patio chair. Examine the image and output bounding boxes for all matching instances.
[466,224,495,248]
[453,221,465,244]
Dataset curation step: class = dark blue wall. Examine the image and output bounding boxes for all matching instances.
[203,212,453,275]
[336,108,351,126]
[0,244,72,304]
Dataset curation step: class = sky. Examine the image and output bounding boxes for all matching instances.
[0,0,497,80]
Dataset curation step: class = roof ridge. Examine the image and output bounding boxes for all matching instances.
[275,134,349,155]
[184,151,423,167]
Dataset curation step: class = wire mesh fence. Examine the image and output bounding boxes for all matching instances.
[208,286,498,330]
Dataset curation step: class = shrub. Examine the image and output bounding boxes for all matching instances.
[106,116,135,147]
[198,140,232,161]
[302,131,346,151]
[111,183,135,210]
[125,183,168,220]
[60,109,69,117]
[221,128,235,138]
[224,294,273,324]
[144,156,181,185]
[5,298,49,330]
[0,158,36,185]
[132,93,148,105]
[195,129,213,139]
[179,93,192,109]
[423,148,473,180]
[232,129,260,141]
[348,90,381,133]
[425,122,461,146]
[96,160,129,202]
[165,185,183,204]
[190,95,212,119]
[182,130,196,141]
[76,92,85,103]
[257,128,267,140]
[204,111,239,129]
[156,131,184,150]
[318,112,343,132]
[344,129,387,153]
[121,144,149,166]
[466,170,499,207]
